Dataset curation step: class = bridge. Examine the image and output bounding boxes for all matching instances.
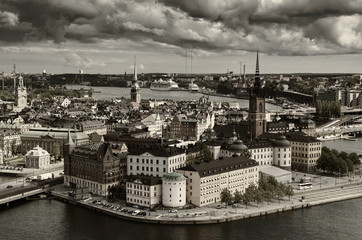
[0,188,45,206]
[316,115,362,137]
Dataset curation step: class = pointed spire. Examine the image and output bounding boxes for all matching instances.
[255,49,260,77]
[253,49,262,97]
[133,56,137,81]
[65,128,75,146]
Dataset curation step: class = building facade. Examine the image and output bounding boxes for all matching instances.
[285,132,322,172]
[177,156,259,207]
[25,145,50,169]
[64,140,120,196]
[126,175,162,209]
[21,127,89,156]
[0,129,21,158]
[127,147,186,177]
[161,172,186,208]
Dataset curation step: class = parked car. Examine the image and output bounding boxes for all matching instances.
[132,210,140,216]
[216,204,222,209]
[6,185,13,188]
[169,209,178,213]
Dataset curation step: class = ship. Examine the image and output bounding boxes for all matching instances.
[188,79,199,92]
[150,79,179,91]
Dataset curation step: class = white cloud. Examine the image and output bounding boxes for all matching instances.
[0,11,19,26]
[63,52,105,69]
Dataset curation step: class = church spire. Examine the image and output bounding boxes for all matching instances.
[255,49,260,77]
[253,50,263,97]
[65,128,75,146]
[133,56,137,81]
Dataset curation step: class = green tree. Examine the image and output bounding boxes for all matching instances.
[220,188,233,206]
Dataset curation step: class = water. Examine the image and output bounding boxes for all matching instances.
[66,85,279,110]
[1,198,362,240]
[323,137,362,155]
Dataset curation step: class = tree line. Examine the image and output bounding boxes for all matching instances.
[315,100,342,121]
[220,176,294,208]
[317,146,360,174]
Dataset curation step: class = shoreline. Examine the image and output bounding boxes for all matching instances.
[52,182,362,225]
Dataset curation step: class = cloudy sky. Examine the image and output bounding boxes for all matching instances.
[1,0,362,74]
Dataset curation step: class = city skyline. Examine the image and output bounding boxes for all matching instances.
[1,0,362,74]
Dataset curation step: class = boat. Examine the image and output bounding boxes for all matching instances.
[188,79,199,92]
[150,79,179,91]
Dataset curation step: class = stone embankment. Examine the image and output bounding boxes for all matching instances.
[52,182,362,225]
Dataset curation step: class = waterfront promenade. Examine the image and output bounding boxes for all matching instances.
[52,177,362,225]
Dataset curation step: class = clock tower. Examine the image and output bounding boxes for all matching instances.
[248,51,266,140]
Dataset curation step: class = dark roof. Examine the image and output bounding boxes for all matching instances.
[178,156,258,177]
[128,146,185,157]
[126,174,162,186]
[244,140,273,149]
[284,132,320,143]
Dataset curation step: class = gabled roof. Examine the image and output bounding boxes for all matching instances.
[128,147,185,157]
[126,174,162,186]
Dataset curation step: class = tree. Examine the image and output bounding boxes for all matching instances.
[285,185,294,201]
[242,191,252,208]
[240,148,252,158]
[52,142,61,160]
[220,188,233,206]
[276,183,286,203]
[200,144,213,162]
[233,190,243,203]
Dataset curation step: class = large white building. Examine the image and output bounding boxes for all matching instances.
[177,156,259,207]
[127,147,186,177]
[162,172,186,208]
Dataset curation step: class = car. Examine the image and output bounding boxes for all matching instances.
[6,185,13,188]
[140,212,147,217]
[169,209,178,213]
[132,210,140,216]
[132,205,139,209]
[22,183,28,187]
[216,204,222,209]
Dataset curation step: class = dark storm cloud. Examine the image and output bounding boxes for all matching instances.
[1,0,362,56]
[0,0,98,43]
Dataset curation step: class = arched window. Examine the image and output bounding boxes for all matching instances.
[259,102,263,113]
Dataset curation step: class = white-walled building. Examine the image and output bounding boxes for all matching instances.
[177,156,259,207]
[127,147,186,177]
[25,145,51,169]
[141,113,164,138]
[126,175,162,209]
[162,172,186,208]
